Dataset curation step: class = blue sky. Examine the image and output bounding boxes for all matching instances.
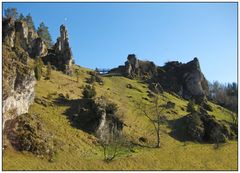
[3,2,237,83]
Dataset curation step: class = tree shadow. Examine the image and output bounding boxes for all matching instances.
[167,116,192,142]
[53,96,100,134]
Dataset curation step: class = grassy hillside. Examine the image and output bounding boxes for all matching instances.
[3,65,237,170]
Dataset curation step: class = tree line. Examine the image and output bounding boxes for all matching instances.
[208,81,238,113]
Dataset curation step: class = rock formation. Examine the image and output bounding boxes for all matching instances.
[75,97,123,143]
[185,111,237,143]
[110,54,209,103]
[2,18,75,128]
[2,17,48,59]
[3,46,36,128]
[3,18,74,75]
[156,57,209,103]
[30,38,48,58]
[94,97,123,143]
[110,54,157,78]
[2,18,15,48]
[42,25,73,75]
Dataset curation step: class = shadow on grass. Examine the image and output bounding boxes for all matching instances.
[101,73,123,77]
[130,141,156,149]
[167,116,191,142]
[53,96,100,134]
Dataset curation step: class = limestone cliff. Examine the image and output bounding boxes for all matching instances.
[110,54,209,103]
[2,17,48,59]
[155,57,209,103]
[42,25,73,75]
[110,54,157,78]
[3,46,36,128]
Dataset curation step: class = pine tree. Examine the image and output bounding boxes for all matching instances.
[37,22,53,48]
[18,13,25,21]
[4,8,19,20]
[25,13,36,31]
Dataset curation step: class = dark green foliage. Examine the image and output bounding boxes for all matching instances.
[82,85,96,99]
[45,62,52,80]
[25,13,36,31]
[4,8,19,20]
[18,13,25,21]
[202,101,213,112]
[87,71,103,84]
[186,113,205,142]
[16,13,36,31]
[166,101,176,109]
[184,111,236,143]
[106,102,118,114]
[201,114,232,143]
[34,58,43,81]
[187,100,195,113]
[37,22,53,48]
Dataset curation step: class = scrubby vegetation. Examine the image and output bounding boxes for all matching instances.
[6,113,60,162]
[34,58,43,81]
[2,7,237,171]
[82,84,96,99]
[86,70,104,85]
[3,66,238,170]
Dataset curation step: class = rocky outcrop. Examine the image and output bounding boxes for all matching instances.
[94,97,123,142]
[3,18,74,75]
[110,55,209,103]
[15,20,29,50]
[185,111,237,143]
[2,17,48,59]
[3,46,36,128]
[75,97,123,143]
[30,38,48,58]
[2,18,15,48]
[156,57,209,103]
[110,54,157,79]
[42,25,73,75]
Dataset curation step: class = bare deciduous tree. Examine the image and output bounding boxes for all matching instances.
[99,136,132,163]
[135,83,169,148]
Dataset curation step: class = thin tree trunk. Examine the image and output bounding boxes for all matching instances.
[156,128,160,148]
[156,118,160,148]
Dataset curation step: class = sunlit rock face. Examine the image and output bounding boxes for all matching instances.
[110,55,209,103]
[2,47,36,129]
[30,38,48,58]
[2,17,38,129]
[157,57,209,103]
[110,54,157,79]
[3,17,48,59]
[43,25,73,75]
[94,97,123,143]
[3,18,16,48]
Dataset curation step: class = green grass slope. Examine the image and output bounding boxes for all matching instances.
[3,66,237,170]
